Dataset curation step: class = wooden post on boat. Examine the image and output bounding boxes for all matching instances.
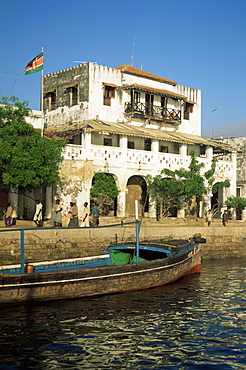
[20,229,25,274]
[135,198,140,263]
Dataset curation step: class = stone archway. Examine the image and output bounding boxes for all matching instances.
[91,172,118,216]
[211,183,224,218]
[126,176,148,217]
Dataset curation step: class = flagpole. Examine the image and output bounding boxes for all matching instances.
[40,47,44,112]
[40,47,44,136]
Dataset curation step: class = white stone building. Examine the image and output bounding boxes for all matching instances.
[38,62,236,220]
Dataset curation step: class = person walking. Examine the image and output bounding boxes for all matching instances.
[33,200,43,227]
[68,201,79,227]
[91,202,99,227]
[4,203,13,227]
[206,210,213,226]
[222,210,228,226]
[11,208,17,226]
[80,202,89,227]
[51,199,63,227]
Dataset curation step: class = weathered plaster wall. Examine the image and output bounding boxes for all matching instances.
[176,86,201,136]
[43,63,89,127]
[26,110,44,130]
[58,159,99,216]
[88,63,123,122]
[221,137,246,197]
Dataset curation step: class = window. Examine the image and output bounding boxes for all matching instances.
[44,89,56,111]
[160,145,168,153]
[71,85,78,106]
[128,141,135,149]
[200,145,205,156]
[161,96,167,117]
[129,90,141,112]
[104,138,112,146]
[103,85,116,106]
[134,91,140,103]
[236,187,241,197]
[184,102,194,120]
[67,134,81,145]
[145,94,154,115]
[50,91,56,110]
[133,91,140,111]
[144,138,151,151]
[63,84,79,106]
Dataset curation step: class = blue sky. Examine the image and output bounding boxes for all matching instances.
[1,0,246,138]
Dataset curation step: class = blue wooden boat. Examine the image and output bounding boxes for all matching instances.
[0,222,205,305]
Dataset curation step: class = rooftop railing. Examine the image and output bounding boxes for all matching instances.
[125,101,181,123]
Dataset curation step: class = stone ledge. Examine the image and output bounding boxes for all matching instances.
[0,224,246,264]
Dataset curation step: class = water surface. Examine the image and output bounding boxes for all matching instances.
[0,258,245,369]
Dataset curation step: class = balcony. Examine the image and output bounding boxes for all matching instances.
[125,101,181,124]
[63,144,234,181]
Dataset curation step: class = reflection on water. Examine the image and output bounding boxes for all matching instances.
[0,258,245,369]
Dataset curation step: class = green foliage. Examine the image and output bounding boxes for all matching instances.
[0,96,67,188]
[146,174,183,217]
[204,157,216,186]
[225,196,246,212]
[146,150,230,219]
[90,172,120,208]
[212,179,230,193]
[162,150,207,199]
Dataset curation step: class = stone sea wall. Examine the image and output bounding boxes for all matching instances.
[0,225,246,265]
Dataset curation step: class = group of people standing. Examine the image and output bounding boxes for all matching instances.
[2,200,42,228]
[66,201,99,228]
[206,209,229,226]
[32,199,99,228]
[2,199,100,228]
[3,199,231,229]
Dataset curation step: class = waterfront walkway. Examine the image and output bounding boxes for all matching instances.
[0,217,245,230]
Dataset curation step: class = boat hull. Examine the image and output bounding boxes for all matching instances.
[0,248,201,305]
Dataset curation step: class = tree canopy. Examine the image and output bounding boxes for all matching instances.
[90,172,120,211]
[146,150,230,218]
[225,196,246,213]
[0,97,67,188]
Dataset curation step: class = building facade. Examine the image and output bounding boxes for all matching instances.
[20,63,238,220]
[218,137,246,219]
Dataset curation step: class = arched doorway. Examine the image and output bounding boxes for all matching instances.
[126,176,148,217]
[211,183,224,218]
[91,172,118,216]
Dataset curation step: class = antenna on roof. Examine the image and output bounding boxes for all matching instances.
[131,36,136,66]
[5,71,20,96]
[74,61,97,64]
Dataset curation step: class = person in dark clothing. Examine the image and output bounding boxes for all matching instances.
[68,201,78,227]
[222,210,228,226]
[91,202,99,227]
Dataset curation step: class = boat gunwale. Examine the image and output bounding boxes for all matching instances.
[0,253,111,270]
[0,239,195,272]
[0,246,201,290]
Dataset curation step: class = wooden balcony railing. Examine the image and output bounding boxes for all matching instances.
[125,101,181,123]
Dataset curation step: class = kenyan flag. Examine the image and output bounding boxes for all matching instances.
[25,52,43,75]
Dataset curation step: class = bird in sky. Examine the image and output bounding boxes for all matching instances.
[211,108,218,112]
